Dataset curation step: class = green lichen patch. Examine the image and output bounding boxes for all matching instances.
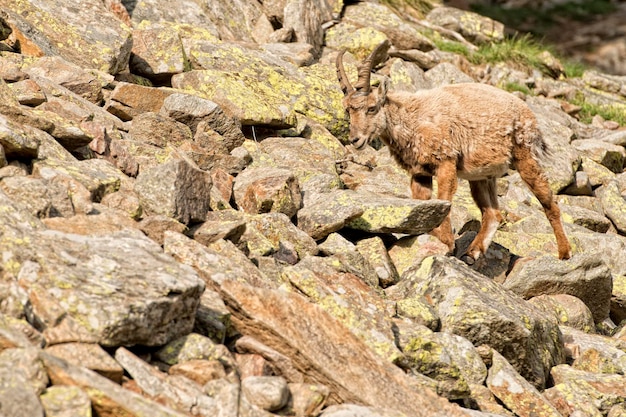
[8,0,132,74]
[172,43,346,135]
[324,23,389,60]
[346,198,450,235]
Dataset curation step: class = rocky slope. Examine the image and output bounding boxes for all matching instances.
[0,0,626,416]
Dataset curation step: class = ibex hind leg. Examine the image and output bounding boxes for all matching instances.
[514,152,572,260]
[465,178,503,263]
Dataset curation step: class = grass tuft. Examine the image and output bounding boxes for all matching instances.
[502,81,532,95]
[569,93,626,125]
[433,33,587,79]
[473,35,544,65]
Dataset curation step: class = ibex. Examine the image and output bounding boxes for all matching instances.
[336,40,571,262]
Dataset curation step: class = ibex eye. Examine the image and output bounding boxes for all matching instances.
[366,106,377,114]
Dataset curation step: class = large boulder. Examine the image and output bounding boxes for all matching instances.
[504,254,613,323]
[388,256,565,389]
[0,191,205,347]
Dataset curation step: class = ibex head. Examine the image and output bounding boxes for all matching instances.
[336,40,391,150]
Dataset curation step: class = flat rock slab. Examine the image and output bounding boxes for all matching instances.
[41,352,188,417]
[346,192,450,235]
[299,189,450,238]
[218,279,468,417]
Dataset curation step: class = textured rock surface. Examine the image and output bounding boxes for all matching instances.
[0,0,625,415]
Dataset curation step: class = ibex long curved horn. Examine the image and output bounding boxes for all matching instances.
[354,40,391,92]
[336,49,354,95]
[336,40,391,95]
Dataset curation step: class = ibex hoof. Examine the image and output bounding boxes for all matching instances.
[460,254,475,266]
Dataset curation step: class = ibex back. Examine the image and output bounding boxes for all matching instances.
[336,40,571,262]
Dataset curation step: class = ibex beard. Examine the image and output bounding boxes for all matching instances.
[337,40,572,263]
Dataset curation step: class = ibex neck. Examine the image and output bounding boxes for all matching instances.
[380,94,410,148]
[379,93,427,174]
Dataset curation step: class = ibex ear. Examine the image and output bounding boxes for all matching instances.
[378,77,390,104]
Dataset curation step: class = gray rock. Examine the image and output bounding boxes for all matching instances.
[115,347,218,417]
[397,323,487,400]
[504,254,613,323]
[529,294,595,333]
[0,362,44,417]
[163,231,276,290]
[287,382,330,416]
[134,152,212,224]
[161,93,245,151]
[218,279,468,416]
[356,236,400,288]
[424,63,475,87]
[40,352,189,417]
[392,256,564,389]
[239,212,319,260]
[20,228,205,347]
[241,376,290,412]
[319,233,380,287]
[284,255,400,363]
[130,23,188,83]
[426,7,504,44]
[0,113,40,159]
[257,136,343,195]
[343,2,435,51]
[24,56,110,104]
[2,0,132,74]
[319,404,408,417]
[571,139,625,174]
[344,192,451,235]
[283,0,333,56]
[40,385,92,417]
[297,189,365,240]
[487,350,562,417]
[233,166,302,218]
[560,326,626,373]
[597,181,626,234]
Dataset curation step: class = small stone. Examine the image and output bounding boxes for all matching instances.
[40,385,92,417]
[241,376,290,412]
[168,359,226,386]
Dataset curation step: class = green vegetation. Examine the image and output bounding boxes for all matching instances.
[433,34,587,78]
[470,34,546,68]
[501,81,531,95]
[569,93,626,125]
[562,60,587,79]
[432,37,471,57]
